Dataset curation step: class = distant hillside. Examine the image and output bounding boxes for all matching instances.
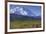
[10,13,41,21]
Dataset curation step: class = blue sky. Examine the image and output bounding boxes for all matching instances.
[10,5,41,17]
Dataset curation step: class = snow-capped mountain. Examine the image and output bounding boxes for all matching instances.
[10,5,41,21]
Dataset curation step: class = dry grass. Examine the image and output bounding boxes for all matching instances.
[10,19,41,29]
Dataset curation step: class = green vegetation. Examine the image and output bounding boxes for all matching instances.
[10,19,41,29]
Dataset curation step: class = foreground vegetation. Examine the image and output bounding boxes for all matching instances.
[10,19,41,29]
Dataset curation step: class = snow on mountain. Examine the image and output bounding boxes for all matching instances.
[10,7,28,16]
[10,5,41,17]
